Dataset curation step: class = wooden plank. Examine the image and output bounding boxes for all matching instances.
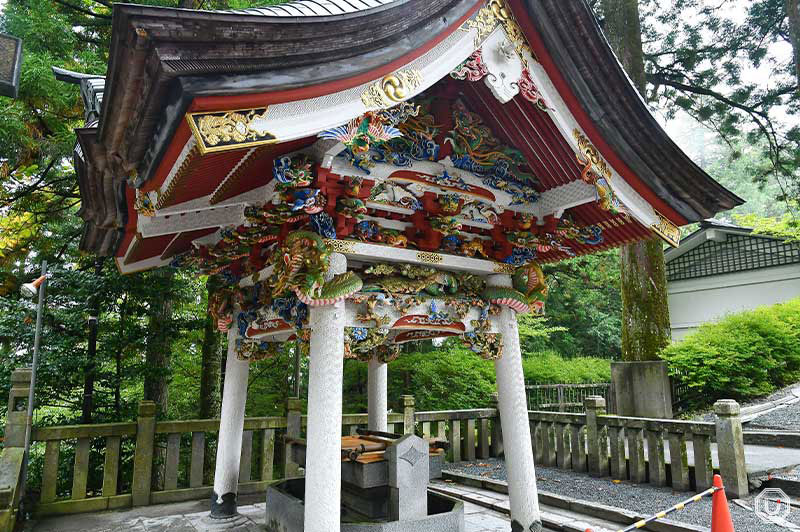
[189,432,205,488]
[102,436,121,497]
[71,437,91,500]
[240,430,253,483]
[478,418,490,459]
[164,433,181,491]
[41,440,60,503]
[261,429,275,482]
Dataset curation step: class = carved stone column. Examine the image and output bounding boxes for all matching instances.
[489,274,542,532]
[211,328,250,519]
[303,252,347,532]
[368,356,388,432]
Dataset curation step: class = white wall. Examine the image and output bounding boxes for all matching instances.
[668,263,800,341]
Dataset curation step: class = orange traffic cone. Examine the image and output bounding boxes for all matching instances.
[711,474,735,532]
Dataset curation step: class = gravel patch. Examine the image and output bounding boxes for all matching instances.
[693,382,800,425]
[773,466,800,481]
[748,400,800,431]
[444,459,800,532]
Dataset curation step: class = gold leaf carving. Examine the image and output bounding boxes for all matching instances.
[361,69,424,109]
[492,262,515,274]
[416,251,443,264]
[325,239,358,254]
[573,129,612,182]
[651,211,681,248]
[187,108,276,154]
[464,0,534,68]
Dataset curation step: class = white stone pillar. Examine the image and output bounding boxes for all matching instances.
[489,274,542,531]
[303,253,347,532]
[367,356,388,432]
[211,327,250,518]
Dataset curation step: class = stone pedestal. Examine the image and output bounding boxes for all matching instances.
[611,360,673,419]
[211,329,250,518]
[385,435,429,521]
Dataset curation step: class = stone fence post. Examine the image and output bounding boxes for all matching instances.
[285,397,303,477]
[402,395,415,435]
[131,401,157,506]
[714,399,748,498]
[585,395,608,477]
[490,392,503,457]
[4,369,32,448]
[0,369,31,532]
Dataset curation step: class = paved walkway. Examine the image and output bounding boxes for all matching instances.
[26,491,554,532]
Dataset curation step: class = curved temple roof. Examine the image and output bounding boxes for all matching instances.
[69,0,741,273]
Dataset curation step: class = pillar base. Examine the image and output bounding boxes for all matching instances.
[209,492,237,519]
[511,519,543,532]
[198,513,252,531]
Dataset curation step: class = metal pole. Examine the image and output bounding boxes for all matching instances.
[20,260,47,516]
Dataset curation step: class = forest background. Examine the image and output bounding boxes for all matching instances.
[0,0,798,425]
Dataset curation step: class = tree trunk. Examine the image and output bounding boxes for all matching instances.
[788,0,800,88]
[619,237,671,360]
[602,0,672,361]
[143,269,174,415]
[81,258,103,423]
[199,276,222,419]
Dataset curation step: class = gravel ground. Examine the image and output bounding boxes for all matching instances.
[748,399,800,431]
[444,459,800,532]
[694,382,800,426]
[774,466,800,481]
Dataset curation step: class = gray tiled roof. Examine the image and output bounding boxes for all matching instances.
[223,0,396,17]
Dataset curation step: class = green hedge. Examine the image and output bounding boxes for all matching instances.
[661,298,800,406]
[522,350,611,384]
[341,340,612,413]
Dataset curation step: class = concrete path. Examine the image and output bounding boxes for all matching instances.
[26,491,556,532]
[431,479,630,532]
[636,440,800,477]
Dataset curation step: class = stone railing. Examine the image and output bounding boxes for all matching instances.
[0,370,748,526]
[528,396,749,498]
[0,370,501,519]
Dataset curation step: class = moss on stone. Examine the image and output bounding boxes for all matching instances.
[619,237,671,361]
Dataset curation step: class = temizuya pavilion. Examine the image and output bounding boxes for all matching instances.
[68,0,741,530]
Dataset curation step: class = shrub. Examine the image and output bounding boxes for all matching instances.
[661,298,800,407]
[522,350,611,384]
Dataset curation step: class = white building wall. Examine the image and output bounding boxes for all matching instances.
[668,263,800,341]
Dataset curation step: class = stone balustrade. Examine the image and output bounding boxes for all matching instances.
[528,395,749,499]
[0,372,748,525]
